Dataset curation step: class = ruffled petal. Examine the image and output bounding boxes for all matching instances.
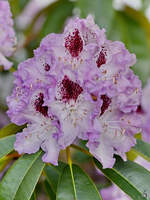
[41,134,60,165]
[14,123,46,154]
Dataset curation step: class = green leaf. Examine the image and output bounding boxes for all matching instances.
[72,140,91,163]
[132,139,150,162]
[108,11,150,85]
[43,180,55,200]
[29,192,36,200]
[0,135,16,159]
[76,0,114,32]
[40,0,74,39]
[94,156,150,200]
[44,162,67,195]
[0,151,43,200]
[56,164,102,200]
[0,123,26,138]
[14,153,45,200]
[44,165,60,194]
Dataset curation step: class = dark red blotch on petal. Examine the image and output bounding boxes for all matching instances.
[35,93,48,117]
[44,64,51,71]
[61,75,83,102]
[100,95,111,116]
[65,29,83,57]
[96,51,106,68]
[136,105,144,114]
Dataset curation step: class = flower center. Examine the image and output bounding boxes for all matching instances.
[44,64,51,71]
[34,93,48,117]
[61,75,83,102]
[100,95,111,116]
[65,29,83,57]
[96,50,106,68]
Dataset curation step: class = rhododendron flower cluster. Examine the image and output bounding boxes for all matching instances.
[0,1,16,70]
[7,15,142,168]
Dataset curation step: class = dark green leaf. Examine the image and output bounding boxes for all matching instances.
[57,164,102,200]
[44,162,67,194]
[40,0,74,39]
[43,180,55,200]
[94,157,150,200]
[14,153,45,200]
[72,140,91,163]
[29,192,36,200]
[44,165,60,193]
[0,135,16,159]
[76,0,114,32]
[0,151,42,200]
[133,139,150,162]
[0,123,26,138]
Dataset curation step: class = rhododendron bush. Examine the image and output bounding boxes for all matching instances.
[0,1,150,200]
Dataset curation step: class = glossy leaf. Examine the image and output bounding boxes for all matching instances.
[0,135,15,159]
[132,139,150,162]
[44,165,59,194]
[43,180,55,200]
[44,162,67,195]
[40,0,74,39]
[14,153,45,200]
[0,151,42,200]
[76,0,114,32]
[29,192,36,200]
[57,164,102,200]
[0,123,26,138]
[94,157,150,200]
